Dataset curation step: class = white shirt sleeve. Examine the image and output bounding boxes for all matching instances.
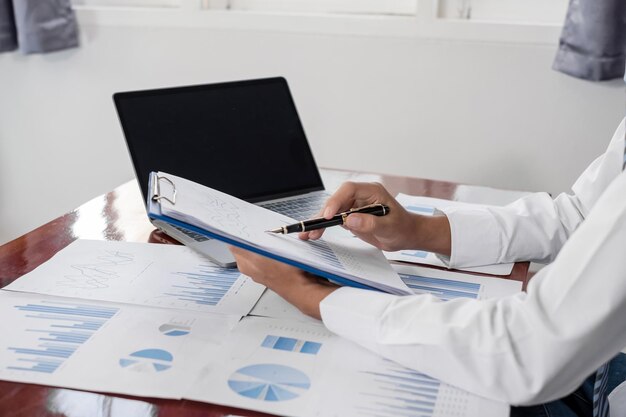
[321,119,626,405]
[322,170,626,405]
[441,119,626,268]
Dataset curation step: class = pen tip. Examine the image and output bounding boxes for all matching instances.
[266,228,282,234]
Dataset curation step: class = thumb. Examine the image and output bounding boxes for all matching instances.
[345,213,375,233]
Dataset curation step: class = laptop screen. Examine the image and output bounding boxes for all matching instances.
[114,77,324,204]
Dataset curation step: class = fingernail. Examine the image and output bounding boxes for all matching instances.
[323,208,333,218]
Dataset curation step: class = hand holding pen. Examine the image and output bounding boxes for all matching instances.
[296,182,451,255]
[268,203,390,234]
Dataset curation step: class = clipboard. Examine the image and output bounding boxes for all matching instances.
[147,172,412,295]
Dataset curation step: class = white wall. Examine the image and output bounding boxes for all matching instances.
[0,20,624,245]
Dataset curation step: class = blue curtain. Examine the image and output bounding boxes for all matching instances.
[553,0,626,81]
[0,0,79,54]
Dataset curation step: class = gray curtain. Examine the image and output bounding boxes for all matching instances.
[553,0,626,81]
[0,0,79,54]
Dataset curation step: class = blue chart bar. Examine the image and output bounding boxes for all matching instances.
[261,335,322,355]
[400,273,481,300]
[399,250,429,259]
[307,240,344,271]
[405,205,435,215]
[357,360,440,417]
[7,301,118,374]
[168,264,241,306]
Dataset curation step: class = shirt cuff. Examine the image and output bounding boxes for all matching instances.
[439,206,503,268]
[320,287,395,347]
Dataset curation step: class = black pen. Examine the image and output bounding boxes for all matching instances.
[267,203,390,234]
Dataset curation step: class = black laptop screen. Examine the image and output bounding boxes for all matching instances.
[114,77,324,203]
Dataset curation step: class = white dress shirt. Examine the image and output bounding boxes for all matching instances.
[320,119,626,406]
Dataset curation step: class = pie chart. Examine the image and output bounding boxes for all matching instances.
[119,348,173,372]
[159,323,191,337]
[228,364,310,402]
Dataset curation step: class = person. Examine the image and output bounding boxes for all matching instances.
[230,117,626,416]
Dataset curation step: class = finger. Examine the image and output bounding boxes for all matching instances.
[308,229,324,240]
[299,227,324,240]
[324,182,392,218]
[229,245,245,257]
[322,182,360,218]
[344,213,377,234]
[299,228,324,241]
[299,206,334,240]
[228,246,250,273]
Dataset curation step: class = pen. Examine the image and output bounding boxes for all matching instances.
[267,203,390,234]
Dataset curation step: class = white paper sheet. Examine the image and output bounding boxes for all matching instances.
[155,172,410,295]
[4,240,265,317]
[249,289,321,324]
[384,194,515,276]
[186,316,509,417]
[0,291,238,398]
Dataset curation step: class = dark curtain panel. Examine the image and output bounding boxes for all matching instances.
[553,0,626,81]
[0,0,79,54]
[0,0,16,52]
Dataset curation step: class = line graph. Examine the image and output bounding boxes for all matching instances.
[204,196,252,238]
[58,250,145,290]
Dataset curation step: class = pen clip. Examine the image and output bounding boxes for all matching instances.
[347,203,384,214]
[341,203,386,224]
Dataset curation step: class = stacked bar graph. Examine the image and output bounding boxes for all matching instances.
[7,301,118,374]
[399,273,481,300]
[356,359,441,417]
[261,335,322,355]
[167,264,241,306]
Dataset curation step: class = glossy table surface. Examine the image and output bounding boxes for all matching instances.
[0,169,529,417]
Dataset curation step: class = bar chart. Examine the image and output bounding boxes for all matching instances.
[356,359,441,417]
[167,264,243,306]
[6,301,118,374]
[261,335,322,355]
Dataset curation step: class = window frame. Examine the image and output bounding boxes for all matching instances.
[72,0,565,45]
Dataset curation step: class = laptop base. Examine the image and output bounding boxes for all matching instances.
[153,220,237,268]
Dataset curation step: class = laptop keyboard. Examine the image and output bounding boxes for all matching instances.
[260,193,330,220]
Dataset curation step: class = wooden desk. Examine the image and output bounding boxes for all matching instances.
[0,169,529,417]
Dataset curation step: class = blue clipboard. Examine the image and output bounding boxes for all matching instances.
[147,172,382,293]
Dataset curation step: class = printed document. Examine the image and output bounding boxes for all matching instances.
[0,291,238,398]
[186,316,509,417]
[4,240,265,317]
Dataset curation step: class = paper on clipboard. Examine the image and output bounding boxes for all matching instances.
[148,172,411,295]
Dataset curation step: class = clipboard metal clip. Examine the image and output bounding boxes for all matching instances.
[151,175,177,205]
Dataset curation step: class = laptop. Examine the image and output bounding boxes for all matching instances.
[113,77,329,267]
